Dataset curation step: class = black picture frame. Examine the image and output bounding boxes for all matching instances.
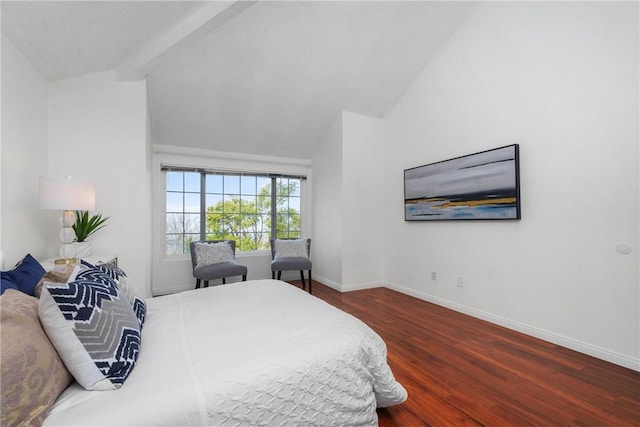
[404,144,521,221]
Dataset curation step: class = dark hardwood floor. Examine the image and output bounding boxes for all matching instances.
[288,280,640,426]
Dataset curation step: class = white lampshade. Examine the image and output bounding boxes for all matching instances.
[39,176,95,211]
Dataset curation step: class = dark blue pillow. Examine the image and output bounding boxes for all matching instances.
[0,254,45,296]
[0,278,19,294]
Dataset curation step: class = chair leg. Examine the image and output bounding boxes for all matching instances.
[242,274,247,281]
[222,277,226,285]
[204,280,209,288]
[300,270,306,290]
[308,270,312,294]
[277,271,282,280]
[272,271,275,279]
[195,278,201,289]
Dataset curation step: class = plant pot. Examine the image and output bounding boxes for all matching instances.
[72,241,93,258]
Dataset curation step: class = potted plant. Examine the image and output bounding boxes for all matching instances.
[72,211,109,257]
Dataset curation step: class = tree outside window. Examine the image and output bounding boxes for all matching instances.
[165,171,302,255]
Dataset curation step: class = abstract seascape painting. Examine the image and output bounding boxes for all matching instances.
[404,144,520,221]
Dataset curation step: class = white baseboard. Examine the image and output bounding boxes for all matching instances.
[342,281,383,292]
[312,275,383,292]
[152,281,239,296]
[312,275,342,291]
[152,286,188,296]
[384,281,640,372]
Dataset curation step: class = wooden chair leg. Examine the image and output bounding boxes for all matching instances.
[300,270,306,290]
[277,271,282,280]
[204,280,209,288]
[196,278,201,289]
[222,277,226,284]
[272,271,275,279]
[242,274,247,281]
[308,270,312,294]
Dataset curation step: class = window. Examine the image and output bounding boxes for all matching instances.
[164,169,304,255]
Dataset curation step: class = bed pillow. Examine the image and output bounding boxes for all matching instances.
[274,239,308,259]
[39,274,141,391]
[1,290,73,426]
[80,259,127,282]
[1,254,46,296]
[194,241,234,268]
[0,277,18,294]
[79,260,146,329]
[117,275,147,329]
[33,263,77,298]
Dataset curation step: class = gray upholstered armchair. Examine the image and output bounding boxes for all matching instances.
[189,240,247,288]
[270,238,312,293]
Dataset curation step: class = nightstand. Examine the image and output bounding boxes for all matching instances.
[41,254,118,271]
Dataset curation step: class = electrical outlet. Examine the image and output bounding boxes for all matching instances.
[431,272,437,281]
[457,276,464,288]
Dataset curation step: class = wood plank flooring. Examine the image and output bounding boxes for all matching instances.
[288,280,640,426]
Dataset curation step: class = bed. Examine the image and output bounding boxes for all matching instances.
[15,275,406,426]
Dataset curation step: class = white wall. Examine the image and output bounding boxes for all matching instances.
[312,111,385,290]
[151,145,312,295]
[1,35,49,266]
[382,2,639,370]
[48,71,151,296]
[342,112,384,288]
[312,115,343,287]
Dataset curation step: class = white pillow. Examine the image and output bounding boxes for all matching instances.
[38,275,141,391]
[194,242,234,269]
[274,239,308,259]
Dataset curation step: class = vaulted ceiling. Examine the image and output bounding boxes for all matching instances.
[2,1,473,159]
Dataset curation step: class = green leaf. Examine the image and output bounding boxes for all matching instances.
[72,211,109,242]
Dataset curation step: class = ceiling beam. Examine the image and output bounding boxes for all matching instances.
[117,1,256,81]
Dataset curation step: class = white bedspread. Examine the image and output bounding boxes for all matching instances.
[44,280,407,426]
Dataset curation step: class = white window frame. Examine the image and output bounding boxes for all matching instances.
[152,146,312,262]
[163,168,306,255]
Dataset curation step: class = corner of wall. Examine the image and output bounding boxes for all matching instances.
[1,34,49,265]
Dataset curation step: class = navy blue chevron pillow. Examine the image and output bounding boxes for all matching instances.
[80,260,127,281]
[75,264,118,289]
[38,277,141,390]
[133,299,146,329]
[79,261,146,330]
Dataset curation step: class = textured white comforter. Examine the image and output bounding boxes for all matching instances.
[44,280,407,426]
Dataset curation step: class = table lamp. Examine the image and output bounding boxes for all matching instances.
[39,176,95,263]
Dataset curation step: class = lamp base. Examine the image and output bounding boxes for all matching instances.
[54,258,80,266]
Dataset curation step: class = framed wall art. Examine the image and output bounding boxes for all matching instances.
[404,144,521,221]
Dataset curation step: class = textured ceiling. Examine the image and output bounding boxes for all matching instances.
[1,1,206,81]
[2,1,473,159]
